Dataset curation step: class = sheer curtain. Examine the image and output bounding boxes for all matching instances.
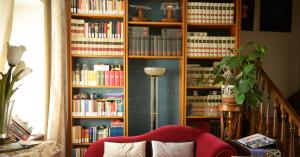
[45,0,68,156]
[0,0,14,71]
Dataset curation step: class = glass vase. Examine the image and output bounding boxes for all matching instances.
[0,100,14,139]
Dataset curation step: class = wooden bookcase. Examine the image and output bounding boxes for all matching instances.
[183,0,241,137]
[66,0,240,156]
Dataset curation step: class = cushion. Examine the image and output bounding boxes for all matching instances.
[152,140,194,157]
[103,141,146,157]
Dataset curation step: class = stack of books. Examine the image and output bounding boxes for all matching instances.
[128,27,182,56]
[187,32,236,57]
[70,0,124,15]
[71,19,124,55]
[8,118,32,140]
[187,2,235,24]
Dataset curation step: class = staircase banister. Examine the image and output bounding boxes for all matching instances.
[260,69,300,129]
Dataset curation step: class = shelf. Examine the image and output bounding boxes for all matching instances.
[72,116,124,119]
[187,116,221,119]
[187,56,224,60]
[128,21,182,27]
[187,23,236,29]
[73,143,92,146]
[187,86,221,89]
[72,54,124,58]
[129,56,182,60]
[71,14,124,19]
[72,85,124,89]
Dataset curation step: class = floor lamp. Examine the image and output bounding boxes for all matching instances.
[144,67,166,130]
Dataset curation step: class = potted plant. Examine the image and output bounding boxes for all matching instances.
[214,42,267,107]
[0,43,31,140]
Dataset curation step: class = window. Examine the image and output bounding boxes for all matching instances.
[10,0,46,134]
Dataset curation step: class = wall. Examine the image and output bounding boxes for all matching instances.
[241,0,300,98]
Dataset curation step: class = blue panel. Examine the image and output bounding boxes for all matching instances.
[128,0,181,22]
[128,59,179,136]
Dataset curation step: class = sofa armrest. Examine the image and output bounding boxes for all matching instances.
[195,132,237,157]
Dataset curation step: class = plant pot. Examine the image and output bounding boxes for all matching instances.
[221,85,235,104]
[0,100,14,140]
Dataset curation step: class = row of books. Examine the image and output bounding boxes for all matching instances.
[71,19,124,39]
[72,70,124,86]
[187,64,219,87]
[71,19,124,55]
[129,35,182,56]
[187,94,222,117]
[72,93,124,117]
[70,0,124,15]
[72,148,87,157]
[73,63,124,86]
[187,2,235,24]
[187,32,236,57]
[72,98,124,117]
[8,118,32,140]
[72,121,124,144]
[128,27,182,56]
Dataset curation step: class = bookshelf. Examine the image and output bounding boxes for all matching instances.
[183,0,241,138]
[67,0,240,156]
[67,0,127,156]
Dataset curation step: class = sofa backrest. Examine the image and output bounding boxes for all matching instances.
[84,125,236,157]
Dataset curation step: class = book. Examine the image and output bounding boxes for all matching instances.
[236,133,277,149]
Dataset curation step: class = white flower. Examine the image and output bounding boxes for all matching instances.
[16,67,32,81]
[12,61,26,77]
[7,43,26,67]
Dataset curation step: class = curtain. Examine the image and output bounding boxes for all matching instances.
[45,0,68,156]
[0,0,14,72]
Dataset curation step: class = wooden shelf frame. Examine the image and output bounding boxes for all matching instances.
[72,54,124,58]
[66,0,241,155]
[128,56,183,60]
[72,85,124,89]
[71,13,124,19]
[128,21,183,27]
[72,116,124,119]
[183,0,241,125]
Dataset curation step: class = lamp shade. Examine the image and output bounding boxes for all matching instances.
[144,67,166,76]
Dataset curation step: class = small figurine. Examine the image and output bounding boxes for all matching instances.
[130,4,152,22]
[160,3,180,22]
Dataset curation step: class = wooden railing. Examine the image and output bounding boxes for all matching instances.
[258,69,300,157]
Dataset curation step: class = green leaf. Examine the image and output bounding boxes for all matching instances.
[238,79,251,94]
[245,90,262,107]
[229,57,239,69]
[243,64,254,74]
[248,50,263,60]
[255,43,268,55]
[236,93,245,104]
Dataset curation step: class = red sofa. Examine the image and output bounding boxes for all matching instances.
[84,125,237,157]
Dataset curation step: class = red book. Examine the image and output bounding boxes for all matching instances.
[114,71,120,86]
[109,71,115,86]
[104,71,110,86]
[120,71,124,86]
[111,102,116,116]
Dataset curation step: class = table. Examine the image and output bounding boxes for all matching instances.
[219,104,243,140]
[0,140,61,157]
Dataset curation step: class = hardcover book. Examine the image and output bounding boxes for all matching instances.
[236,133,276,149]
